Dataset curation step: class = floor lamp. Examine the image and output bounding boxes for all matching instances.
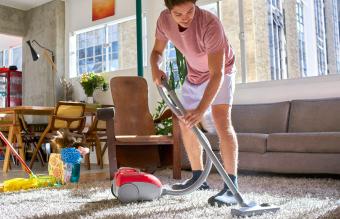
[26,40,71,103]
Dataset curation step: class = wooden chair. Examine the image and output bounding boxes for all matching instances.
[18,115,45,166]
[83,116,106,169]
[29,101,86,168]
[100,76,181,180]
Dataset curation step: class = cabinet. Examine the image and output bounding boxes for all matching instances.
[0,68,22,107]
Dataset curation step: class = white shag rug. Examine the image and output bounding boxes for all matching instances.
[0,169,339,219]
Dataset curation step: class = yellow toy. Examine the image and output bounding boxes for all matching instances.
[0,132,57,192]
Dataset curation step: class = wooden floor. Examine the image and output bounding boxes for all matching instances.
[0,160,110,183]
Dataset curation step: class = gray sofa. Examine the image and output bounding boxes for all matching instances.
[180,98,340,174]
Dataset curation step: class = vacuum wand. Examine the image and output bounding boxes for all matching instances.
[158,78,280,217]
[158,79,247,206]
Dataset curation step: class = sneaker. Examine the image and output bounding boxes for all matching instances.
[171,178,210,190]
[208,189,238,207]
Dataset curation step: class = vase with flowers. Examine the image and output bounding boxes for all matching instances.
[79,72,108,103]
[50,129,90,183]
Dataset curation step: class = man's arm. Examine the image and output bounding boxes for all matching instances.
[184,49,224,127]
[150,39,168,85]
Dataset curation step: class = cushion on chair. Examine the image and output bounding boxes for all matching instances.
[288,98,340,132]
[232,101,290,133]
[115,135,173,145]
[267,132,340,153]
[54,104,85,129]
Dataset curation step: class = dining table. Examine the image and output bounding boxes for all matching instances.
[0,103,113,172]
[0,106,55,172]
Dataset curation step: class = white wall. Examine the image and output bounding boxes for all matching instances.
[67,0,136,32]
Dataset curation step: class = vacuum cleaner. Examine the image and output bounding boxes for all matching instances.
[110,77,280,217]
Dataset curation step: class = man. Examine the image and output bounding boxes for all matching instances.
[150,0,239,206]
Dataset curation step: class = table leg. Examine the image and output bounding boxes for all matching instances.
[15,126,26,171]
[95,135,103,169]
[3,126,14,172]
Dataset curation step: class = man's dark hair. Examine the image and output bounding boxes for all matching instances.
[164,0,197,10]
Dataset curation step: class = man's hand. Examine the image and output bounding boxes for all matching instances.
[152,68,167,86]
[150,39,168,86]
[181,107,205,128]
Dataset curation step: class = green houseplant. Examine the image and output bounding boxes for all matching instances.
[80,72,108,102]
[153,47,187,135]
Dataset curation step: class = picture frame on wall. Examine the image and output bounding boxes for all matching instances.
[92,0,115,21]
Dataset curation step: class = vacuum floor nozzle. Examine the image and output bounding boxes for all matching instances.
[231,203,280,217]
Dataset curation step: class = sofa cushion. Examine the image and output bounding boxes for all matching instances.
[288,98,340,132]
[267,132,340,153]
[237,133,268,154]
[203,133,267,153]
[232,101,290,133]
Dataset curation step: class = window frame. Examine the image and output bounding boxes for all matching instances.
[314,0,328,75]
[268,0,286,80]
[70,15,138,77]
[296,0,307,76]
[332,0,340,73]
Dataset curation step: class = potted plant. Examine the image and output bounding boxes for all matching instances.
[79,72,108,103]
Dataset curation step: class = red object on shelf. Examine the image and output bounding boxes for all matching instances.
[0,69,22,107]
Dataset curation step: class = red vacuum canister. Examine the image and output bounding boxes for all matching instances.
[111,167,163,203]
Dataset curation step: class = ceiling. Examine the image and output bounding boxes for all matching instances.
[0,0,54,11]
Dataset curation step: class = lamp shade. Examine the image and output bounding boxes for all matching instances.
[26,40,39,61]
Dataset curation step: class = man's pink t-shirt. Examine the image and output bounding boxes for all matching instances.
[155,6,235,84]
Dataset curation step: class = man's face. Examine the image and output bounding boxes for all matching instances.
[170,2,196,28]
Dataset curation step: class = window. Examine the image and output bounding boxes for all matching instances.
[108,25,119,71]
[333,0,340,73]
[4,50,9,67]
[165,43,178,77]
[165,0,339,84]
[76,26,110,74]
[0,51,3,67]
[0,47,22,70]
[200,2,219,17]
[296,0,307,76]
[314,0,328,75]
[268,0,286,80]
[11,46,22,70]
[72,17,137,76]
